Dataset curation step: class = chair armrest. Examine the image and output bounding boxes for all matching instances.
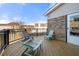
[23,44,33,48]
[33,43,41,50]
[23,39,32,44]
[24,52,32,56]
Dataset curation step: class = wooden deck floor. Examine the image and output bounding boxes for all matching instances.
[2,36,79,56]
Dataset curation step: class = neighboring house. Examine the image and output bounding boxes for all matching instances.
[44,3,79,46]
[0,22,22,30]
[23,23,47,34]
[0,24,13,30]
[0,22,47,34]
[8,22,22,29]
[33,23,47,33]
[23,25,35,34]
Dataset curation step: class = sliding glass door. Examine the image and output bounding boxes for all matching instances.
[67,12,79,46]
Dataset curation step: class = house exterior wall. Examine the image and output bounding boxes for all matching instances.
[48,15,67,41]
[47,3,79,41]
[48,3,79,19]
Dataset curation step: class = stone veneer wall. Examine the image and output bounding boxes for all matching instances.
[48,15,67,41]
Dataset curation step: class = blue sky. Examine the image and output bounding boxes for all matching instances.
[0,3,54,24]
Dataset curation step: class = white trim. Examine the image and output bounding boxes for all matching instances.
[67,12,79,46]
[44,3,64,16]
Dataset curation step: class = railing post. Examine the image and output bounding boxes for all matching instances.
[6,30,9,45]
[4,29,9,45]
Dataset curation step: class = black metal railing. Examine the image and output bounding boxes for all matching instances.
[0,29,24,54]
[0,29,46,54]
[0,29,9,54]
[9,29,23,42]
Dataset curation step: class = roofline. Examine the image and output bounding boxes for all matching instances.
[44,3,64,16]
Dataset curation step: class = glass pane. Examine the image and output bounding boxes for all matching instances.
[70,14,79,36]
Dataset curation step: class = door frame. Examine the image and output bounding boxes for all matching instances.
[67,12,79,45]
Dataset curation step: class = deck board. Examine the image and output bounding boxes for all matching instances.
[2,36,79,56]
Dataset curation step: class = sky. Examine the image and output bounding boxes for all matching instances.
[0,3,54,24]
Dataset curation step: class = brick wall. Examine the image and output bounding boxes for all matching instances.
[48,15,67,41]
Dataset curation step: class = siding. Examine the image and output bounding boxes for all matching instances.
[48,15,67,41]
[48,3,79,19]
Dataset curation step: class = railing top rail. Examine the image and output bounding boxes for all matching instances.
[0,29,25,32]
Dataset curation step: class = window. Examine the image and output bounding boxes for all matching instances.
[40,24,47,27]
[35,23,39,27]
[70,13,79,36]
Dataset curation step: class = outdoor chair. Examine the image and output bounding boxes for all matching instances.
[45,30,55,40]
[21,30,34,42]
[22,39,43,56]
[21,30,43,56]
[21,34,33,42]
